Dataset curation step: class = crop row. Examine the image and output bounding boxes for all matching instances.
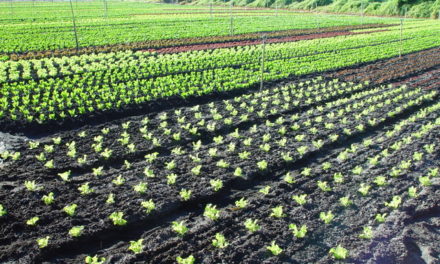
[84,108,439,264]
[1,21,430,83]
[2,23,391,61]
[114,112,439,264]
[0,78,437,260]
[1,22,439,129]
[0,10,393,54]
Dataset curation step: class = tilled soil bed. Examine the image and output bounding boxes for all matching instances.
[0,59,439,263]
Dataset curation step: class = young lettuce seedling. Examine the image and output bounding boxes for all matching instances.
[210,179,223,192]
[109,212,127,226]
[352,166,363,175]
[92,167,104,177]
[0,204,6,216]
[191,165,202,176]
[128,239,144,254]
[339,196,352,207]
[373,176,387,186]
[176,255,195,264]
[235,198,247,209]
[385,196,402,209]
[172,221,188,236]
[257,160,268,170]
[317,181,331,192]
[212,233,228,249]
[167,173,177,185]
[141,199,156,214]
[359,226,373,239]
[292,194,307,206]
[418,176,432,186]
[270,206,285,218]
[333,172,344,184]
[58,170,71,182]
[204,204,220,221]
[44,160,54,169]
[29,141,40,149]
[423,144,435,154]
[124,160,132,170]
[289,224,307,238]
[358,183,371,196]
[284,172,295,184]
[238,151,251,160]
[84,255,106,264]
[112,175,125,186]
[244,218,260,233]
[63,204,77,216]
[320,211,335,224]
[180,189,192,201]
[233,167,243,177]
[329,245,348,260]
[301,168,312,177]
[36,236,50,249]
[106,193,115,205]
[216,159,229,168]
[281,152,293,162]
[25,180,41,192]
[428,167,439,177]
[375,213,387,223]
[165,160,177,170]
[267,241,283,256]
[259,186,271,195]
[322,162,332,171]
[42,192,55,205]
[296,146,308,156]
[78,182,94,195]
[26,216,39,226]
[69,226,84,237]
[143,167,155,178]
[134,182,148,194]
[100,148,113,159]
[408,186,418,198]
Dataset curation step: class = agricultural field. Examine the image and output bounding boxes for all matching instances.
[0,1,439,264]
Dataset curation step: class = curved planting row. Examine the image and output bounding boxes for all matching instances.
[0,22,439,131]
[65,106,439,264]
[1,11,393,55]
[3,24,391,61]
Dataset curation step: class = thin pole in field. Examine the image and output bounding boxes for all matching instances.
[399,18,403,58]
[229,0,234,36]
[69,0,80,53]
[361,1,364,24]
[210,0,213,19]
[315,2,319,29]
[260,35,266,92]
[9,0,13,15]
[103,0,108,20]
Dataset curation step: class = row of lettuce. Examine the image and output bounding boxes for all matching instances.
[0,9,396,54]
[0,21,439,125]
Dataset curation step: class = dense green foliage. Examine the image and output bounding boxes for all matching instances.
[0,20,438,124]
[0,1,397,53]
[196,0,440,18]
